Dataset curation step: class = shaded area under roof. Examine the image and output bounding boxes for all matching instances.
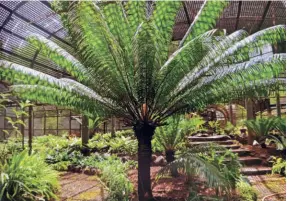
[0,0,286,79]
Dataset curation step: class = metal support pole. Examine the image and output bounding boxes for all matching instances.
[28,106,33,155]
[81,115,89,146]
[44,111,46,135]
[21,112,25,150]
[276,92,281,117]
[69,110,72,135]
[56,109,59,135]
[111,116,115,137]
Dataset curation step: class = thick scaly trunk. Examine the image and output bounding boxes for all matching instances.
[165,149,175,163]
[165,149,178,177]
[134,122,155,201]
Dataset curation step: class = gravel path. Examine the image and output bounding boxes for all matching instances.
[247,175,286,201]
[59,172,107,201]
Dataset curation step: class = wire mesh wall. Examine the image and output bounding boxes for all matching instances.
[0,104,133,141]
[0,105,81,140]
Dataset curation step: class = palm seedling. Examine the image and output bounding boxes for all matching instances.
[0,1,285,200]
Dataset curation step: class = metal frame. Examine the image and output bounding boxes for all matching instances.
[0,0,285,79]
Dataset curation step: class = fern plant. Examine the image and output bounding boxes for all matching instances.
[0,1,285,199]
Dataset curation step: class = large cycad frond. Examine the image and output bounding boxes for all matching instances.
[0,0,285,125]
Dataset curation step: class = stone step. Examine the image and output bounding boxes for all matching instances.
[217,148,251,156]
[221,144,241,149]
[188,135,231,142]
[240,166,272,176]
[189,140,234,146]
[238,156,262,166]
[225,156,262,165]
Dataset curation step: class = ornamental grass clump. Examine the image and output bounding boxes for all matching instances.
[0,150,59,201]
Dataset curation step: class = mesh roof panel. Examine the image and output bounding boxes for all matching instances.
[0,0,285,80]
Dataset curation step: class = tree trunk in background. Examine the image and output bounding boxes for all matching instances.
[111,116,116,137]
[21,113,25,150]
[28,106,33,155]
[245,99,255,145]
[267,99,272,117]
[165,149,178,177]
[134,122,155,201]
[229,103,234,125]
[81,115,89,146]
[276,92,281,118]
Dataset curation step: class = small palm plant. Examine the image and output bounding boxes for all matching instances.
[154,115,205,163]
[266,117,286,155]
[244,117,278,147]
[0,1,285,199]
[158,144,241,197]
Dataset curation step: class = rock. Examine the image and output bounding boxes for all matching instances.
[153,156,165,166]
[152,154,157,162]
[163,159,167,166]
[253,140,260,146]
[90,168,97,175]
[83,167,90,175]
[74,166,82,173]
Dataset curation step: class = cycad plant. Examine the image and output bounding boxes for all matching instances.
[154,115,205,163]
[244,117,279,146]
[0,1,286,200]
[266,117,286,155]
[158,144,241,197]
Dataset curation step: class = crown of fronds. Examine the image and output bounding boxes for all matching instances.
[0,0,285,125]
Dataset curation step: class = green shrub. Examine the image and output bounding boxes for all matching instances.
[115,130,134,137]
[0,150,59,201]
[271,157,286,175]
[95,156,133,201]
[224,121,235,135]
[34,135,81,152]
[88,132,137,155]
[236,180,257,201]
[200,148,241,188]
[50,161,72,171]
[108,136,137,155]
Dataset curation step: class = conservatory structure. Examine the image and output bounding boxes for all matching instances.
[0,1,286,201]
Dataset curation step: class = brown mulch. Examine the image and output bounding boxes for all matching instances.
[127,166,235,201]
[128,166,189,201]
